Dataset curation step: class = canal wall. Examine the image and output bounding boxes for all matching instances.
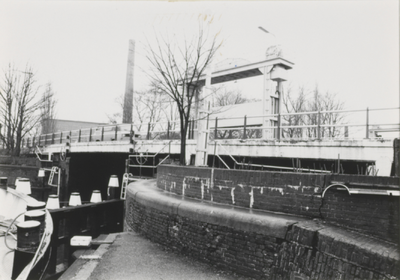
[125,179,399,280]
[0,156,40,187]
[157,166,399,244]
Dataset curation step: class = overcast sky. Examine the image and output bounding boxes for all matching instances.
[1,1,399,124]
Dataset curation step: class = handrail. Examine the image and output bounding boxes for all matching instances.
[21,106,400,147]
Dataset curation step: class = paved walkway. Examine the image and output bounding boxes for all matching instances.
[59,232,247,280]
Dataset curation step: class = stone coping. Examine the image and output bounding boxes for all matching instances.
[127,179,399,263]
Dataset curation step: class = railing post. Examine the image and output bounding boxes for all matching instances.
[52,133,55,144]
[78,129,81,143]
[60,132,63,144]
[89,128,92,142]
[115,125,118,141]
[147,123,150,140]
[366,107,369,139]
[32,137,35,148]
[167,121,170,139]
[214,117,218,140]
[38,136,41,147]
[243,115,247,140]
[277,113,281,141]
[317,111,321,140]
[101,127,104,141]
[44,134,47,146]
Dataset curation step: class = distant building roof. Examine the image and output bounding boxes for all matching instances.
[42,119,107,133]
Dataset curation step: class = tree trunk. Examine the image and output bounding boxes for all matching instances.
[180,133,186,165]
[179,117,189,165]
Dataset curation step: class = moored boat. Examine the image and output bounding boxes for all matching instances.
[0,187,53,280]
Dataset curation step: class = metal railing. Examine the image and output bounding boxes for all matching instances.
[20,107,400,148]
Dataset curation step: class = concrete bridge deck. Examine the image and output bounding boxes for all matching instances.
[40,137,395,176]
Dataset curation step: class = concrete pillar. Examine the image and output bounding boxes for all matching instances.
[262,66,274,139]
[195,71,211,166]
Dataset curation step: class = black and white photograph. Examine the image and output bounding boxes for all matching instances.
[0,1,399,279]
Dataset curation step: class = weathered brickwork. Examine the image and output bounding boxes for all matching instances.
[0,162,40,187]
[125,191,400,280]
[157,166,399,243]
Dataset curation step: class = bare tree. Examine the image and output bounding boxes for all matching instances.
[0,65,44,156]
[146,24,221,164]
[282,86,307,138]
[211,85,259,139]
[108,86,178,139]
[107,94,123,124]
[281,84,345,139]
[40,82,57,135]
[212,86,249,107]
[133,87,168,139]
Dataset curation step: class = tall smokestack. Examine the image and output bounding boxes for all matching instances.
[123,40,135,123]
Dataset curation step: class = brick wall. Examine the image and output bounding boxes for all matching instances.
[0,156,42,200]
[125,183,399,280]
[157,165,399,244]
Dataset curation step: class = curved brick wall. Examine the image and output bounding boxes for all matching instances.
[126,180,399,280]
[157,166,399,244]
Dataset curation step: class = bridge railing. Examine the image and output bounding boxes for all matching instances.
[21,107,399,148]
[209,106,399,141]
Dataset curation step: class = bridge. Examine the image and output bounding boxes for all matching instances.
[17,55,400,177]
[21,106,399,177]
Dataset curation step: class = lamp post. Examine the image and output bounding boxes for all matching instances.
[258,26,281,59]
